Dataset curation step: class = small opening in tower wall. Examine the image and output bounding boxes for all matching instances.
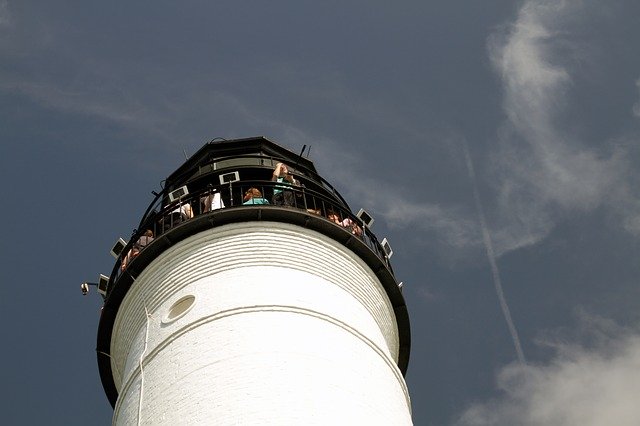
[164,295,196,323]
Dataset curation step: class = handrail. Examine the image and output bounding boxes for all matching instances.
[108,180,393,296]
[161,153,351,208]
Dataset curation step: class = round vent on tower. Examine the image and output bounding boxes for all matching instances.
[163,295,196,324]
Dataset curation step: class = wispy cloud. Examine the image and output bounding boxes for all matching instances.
[1,78,141,123]
[463,141,526,364]
[451,3,640,419]
[486,0,639,254]
[0,1,10,29]
[415,286,437,303]
[4,0,637,263]
[0,5,483,260]
[0,67,274,151]
[455,313,640,426]
[307,0,640,262]
[633,78,640,118]
[337,171,481,251]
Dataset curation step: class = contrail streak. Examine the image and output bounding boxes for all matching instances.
[462,142,526,364]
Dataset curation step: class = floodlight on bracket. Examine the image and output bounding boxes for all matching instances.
[219,171,240,185]
[80,274,109,298]
[356,209,375,228]
[168,185,189,203]
[381,237,393,259]
[110,238,128,259]
[219,171,240,205]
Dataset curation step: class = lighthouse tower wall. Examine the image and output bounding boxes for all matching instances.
[109,222,412,425]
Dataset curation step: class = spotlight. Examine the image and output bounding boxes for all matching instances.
[110,238,128,259]
[97,274,109,297]
[168,185,189,203]
[79,276,108,298]
[356,209,375,228]
[219,171,240,185]
[381,238,393,259]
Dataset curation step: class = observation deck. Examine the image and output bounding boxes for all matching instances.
[96,136,410,407]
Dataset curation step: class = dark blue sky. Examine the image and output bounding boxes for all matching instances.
[2,1,640,425]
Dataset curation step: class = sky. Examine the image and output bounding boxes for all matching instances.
[1,1,640,425]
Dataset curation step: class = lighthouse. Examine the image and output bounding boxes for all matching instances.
[95,136,411,425]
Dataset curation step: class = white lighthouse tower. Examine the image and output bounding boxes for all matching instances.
[95,137,411,425]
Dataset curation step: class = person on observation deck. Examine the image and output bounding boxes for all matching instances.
[271,162,298,206]
[120,229,154,271]
[243,187,270,205]
[327,210,363,237]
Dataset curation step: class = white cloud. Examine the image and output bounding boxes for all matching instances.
[1,78,140,123]
[327,160,481,250]
[489,1,571,138]
[415,286,437,303]
[0,70,177,139]
[456,315,640,426]
[4,0,637,262]
[0,1,10,29]
[0,70,270,149]
[302,0,640,262]
[381,196,480,248]
[486,0,639,254]
[633,78,640,118]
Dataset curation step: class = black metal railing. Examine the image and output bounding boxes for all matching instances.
[164,153,350,208]
[108,180,392,294]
